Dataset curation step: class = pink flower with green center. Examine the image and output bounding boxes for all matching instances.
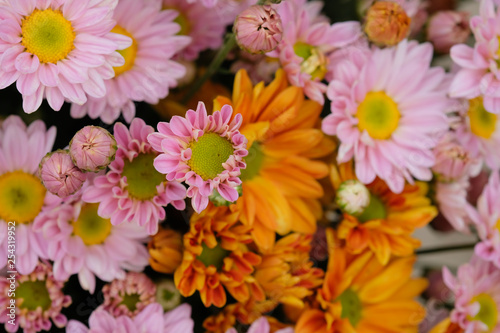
[0,262,71,333]
[82,118,187,235]
[0,0,129,113]
[443,255,500,332]
[148,102,247,213]
[101,272,157,318]
[66,303,194,333]
[33,175,150,293]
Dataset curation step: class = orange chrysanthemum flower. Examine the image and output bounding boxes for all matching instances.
[331,162,437,265]
[255,233,324,308]
[213,69,334,250]
[295,229,428,333]
[148,228,183,274]
[174,204,264,307]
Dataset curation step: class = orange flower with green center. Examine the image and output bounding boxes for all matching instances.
[295,229,428,333]
[213,69,334,250]
[174,204,264,308]
[331,161,437,265]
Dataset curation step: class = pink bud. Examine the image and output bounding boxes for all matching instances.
[433,134,481,181]
[39,150,87,198]
[427,11,470,54]
[69,126,117,172]
[234,5,283,54]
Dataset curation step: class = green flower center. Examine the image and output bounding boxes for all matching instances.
[73,203,112,246]
[240,142,264,181]
[17,280,51,311]
[357,91,400,140]
[196,242,230,271]
[111,25,138,77]
[470,293,498,331]
[120,293,141,312]
[293,41,328,80]
[187,132,235,181]
[357,193,387,222]
[337,288,362,328]
[21,8,75,64]
[122,153,166,200]
[468,97,497,139]
[0,171,46,224]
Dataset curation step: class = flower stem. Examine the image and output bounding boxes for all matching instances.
[415,243,476,255]
[181,33,237,105]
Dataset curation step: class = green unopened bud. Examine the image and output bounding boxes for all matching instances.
[336,180,371,215]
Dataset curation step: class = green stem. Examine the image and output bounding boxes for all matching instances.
[181,34,237,105]
[416,243,476,255]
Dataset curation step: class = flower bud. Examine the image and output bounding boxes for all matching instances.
[364,1,410,46]
[427,11,470,54]
[234,5,283,54]
[39,150,87,198]
[155,279,182,312]
[433,134,481,181]
[335,180,371,215]
[69,126,117,172]
[148,228,183,274]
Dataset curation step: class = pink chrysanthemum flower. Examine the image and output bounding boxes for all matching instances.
[0,0,129,113]
[443,255,500,332]
[0,116,59,275]
[66,303,194,333]
[162,0,228,61]
[226,317,293,333]
[467,172,500,268]
[101,272,157,318]
[148,102,247,213]
[323,40,450,193]
[449,0,500,114]
[0,262,71,333]
[82,118,186,235]
[70,0,190,124]
[33,177,150,293]
[456,97,500,169]
[266,0,362,104]
[435,177,471,233]
[427,11,470,54]
[69,125,117,172]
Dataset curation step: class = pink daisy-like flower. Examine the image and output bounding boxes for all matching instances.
[467,171,500,268]
[0,115,59,275]
[443,255,500,332]
[101,272,157,318]
[0,0,130,113]
[162,0,229,61]
[449,0,500,114]
[226,317,293,333]
[323,40,450,193]
[456,97,500,169]
[70,0,190,124]
[82,118,186,235]
[33,176,150,293]
[0,262,72,333]
[266,0,362,104]
[66,303,194,333]
[148,102,247,213]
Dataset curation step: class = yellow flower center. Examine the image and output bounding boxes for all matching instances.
[196,242,230,271]
[111,25,138,77]
[16,280,51,311]
[469,293,498,331]
[164,6,191,36]
[357,91,400,140]
[21,9,75,64]
[0,171,46,224]
[72,203,112,246]
[468,97,497,139]
[337,288,362,327]
[293,42,328,80]
[240,142,264,181]
[122,153,166,200]
[187,132,235,181]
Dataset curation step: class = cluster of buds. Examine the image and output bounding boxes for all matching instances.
[39,126,117,198]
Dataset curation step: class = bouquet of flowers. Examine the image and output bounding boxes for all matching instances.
[0,0,498,332]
